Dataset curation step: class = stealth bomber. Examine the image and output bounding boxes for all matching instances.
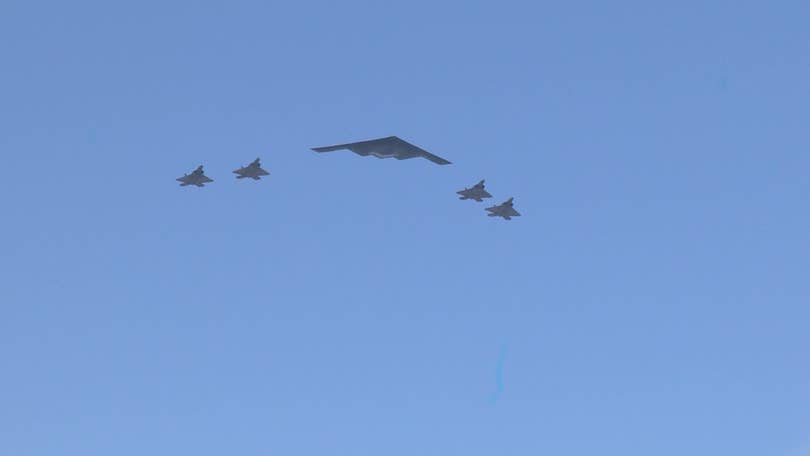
[233,158,270,180]
[457,179,492,202]
[177,165,213,187]
[311,136,451,165]
[485,198,521,220]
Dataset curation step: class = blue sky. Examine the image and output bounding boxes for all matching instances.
[1,1,809,454]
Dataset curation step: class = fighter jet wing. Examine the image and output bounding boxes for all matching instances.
[311,136,451,165]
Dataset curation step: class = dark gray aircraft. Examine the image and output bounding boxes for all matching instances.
[177,165,213,187]
[233,158,270,180]
[457,179,492,202]
[485,197,521,220]
[311,136,451,165]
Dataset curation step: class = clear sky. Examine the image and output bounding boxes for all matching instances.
[1,1,809,455]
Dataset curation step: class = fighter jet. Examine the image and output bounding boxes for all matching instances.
[311,136,451,165]
[176,165,213,187]
[233,158,270,180]
[457,179,492,202]
[485,198,521,220]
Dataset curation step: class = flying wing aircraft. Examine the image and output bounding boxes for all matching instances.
[457,179,492,202]
[233,158,270,180]
[485,197,521,220]
[176,165,213,187]
[311,136,451,165]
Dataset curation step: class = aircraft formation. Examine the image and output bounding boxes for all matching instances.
[177,136,521,220]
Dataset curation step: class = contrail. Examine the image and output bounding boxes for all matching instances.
[490,344,508,404]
